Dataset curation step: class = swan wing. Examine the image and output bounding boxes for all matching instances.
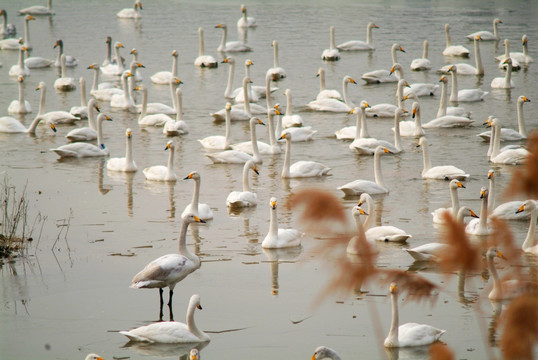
[337,180,388,196]
[120,321,200,343]
[423,166,469,180]
[398,323,446,347]
[289,161,331,177]
[366,226,411,242]
[226,191,258,208]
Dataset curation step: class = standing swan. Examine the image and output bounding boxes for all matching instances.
[143,141,178,182]
[226,160,260,208]
[279,131,331,178]
[151,50,179,85]
[182,172,214,220]
[384,282,446,347]
[443,24,470,57]
[417,137,469,180]
[261,197,303,248]
[8,75,32,114]
[50,114,112,158]
[466,18,502,41]
[18,0,54,15]
[410,40,432,71]
[54,54,76,92]
[106,128,137,172]
[518,200,538,255]
[194,27,217,68]
[120,293,210,342]
[267,40,286,80]
[337,146,391,196]
[337,22,379,51]
[321,26,340,61]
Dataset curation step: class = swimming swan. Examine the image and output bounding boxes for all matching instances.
[237,4,256,28]
[410,40,432,71]
[106,128,137,172]
[321,26,340,61]
[226,160,259,208]
[279,131,331,178]
[151,50,179,85]
[117,0,142,19]
[65,98,100,141]
[198,103,233,150]
[18,0,54,16]
[337,22,379,51]
[431,179,467,224]
[8,75,32,114]
[447,65,488,102]
[359,193,412,243]
[519,200,538,255]
[215,23,252,52]
[417,137,469,180]
[143,141,178,182]
[443,23,470,57]
[315,67,343,101]
[466,18,502,41]
[490,58,514,89]
[361,43,405,84]
[267,40,286,80]
[54,54,77,92]
[194,27,217,68]
[181,171,214,220]
[438,35,484,75]
[261,197,304,248]
[308,75,357,112]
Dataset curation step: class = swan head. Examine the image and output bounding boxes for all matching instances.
[411,102,420,117]
[417,136,427,148]
[522,34,527,45]
[479,187,488,199]
[376,146,392,155]
[349,107,359,114]
[215,23,227,29]
[49,122,57,133]
[279,131,291,141]
[483,115,494,126]
[445,23,450,31]
[105,36,112,45]
[272,39,278,47]
[517,200,536,214]
[134,0,142,10]
[389,282,398,295]
[352,205,368,217]
[85,354,103,360]
[134,84,145,92]
[272,106,282,116]
[368,22,379,29]
[241,4,247,13]
[171,49,178,57]
[24,15,35,22]
[221,56,234,64]
[184,214,206,225]
[126,128,132,139]
[132,61,145,69]
[447,65,457,73]
[246,160,260,175]
[358,193,372,207]
[397,78,410,87]
[251,117,265,126]
[450,179,465,189]
[457,206,479,221]
[242,76,253,86]
[115,41,124,49]
[518,96,530,104]
[190,348,200,360]
[487,247,506,260]
[35,81,46,91]
[360,100,370,109]
[316,67,324,77]
[245,59,253,67]
[225,102,232,111]
[312,346,339,360]
[503,58,512,65]
[164,140,174,151]
[475,35,482,41]
[344,76,357,84]
[393,43,405,53]
[487,169,494,180]
[17,75,24,83]
[184,171,201,181]
[389,64,403,75]
[97,114,112,123]
[494,18,502,24]
[270,197,277,210]
[87,63,99,70]
[53,39,63,49]
[439,76,448,84]
[172,77,183,86]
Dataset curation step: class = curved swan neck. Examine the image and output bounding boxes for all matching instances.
[522,205,537,251]
[178,218,195,261]
[391,44,399,64]
[342,78,352,107]
[186,300,207,341]
[282,137,291,178]
[273,40,279,67]
[224,58,235,98]
[285,90,293,116]
[449,71,458,103]
[517,98,527,137]
[242,163,252,192]
[329,26,335,50]
[87,99,97,130]
[413,104,423,136]
[26,115,44,134]
[437,79,448,118]
[473,37,484,75]
[374,149,385,187]
[360,105,369,138]
[175,88,183,121]
[219,26,227,51]
[445,24,452,47]
[198,27,204,56]
[387,290,399,347]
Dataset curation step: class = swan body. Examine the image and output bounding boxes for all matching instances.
[199,103,232,150]
[446,65,488,102]
[34,82,79,124]
[281,89,303,128]
[237,4,256,28]
[321,26,340,61]
[396,101,424,137]
[69,77,89,119]
[308,75,357,112]
[8,75,32,114]
[490,58,514,89]
[435,76,471,118]
[477,95,530,141]
[360,193,411,243]
[181,172,213,220]
[465,187,493,236]
[215,23,252,52]
[351,108,403,155]
[25,55,54,68]
[275,106,315,143]
[488,117,528,165]
[18,0,54,15]
[226,160,259,208]
[422,113,473,128]
[335,104,367,140]
[65,98,100,141]
[151,50,178,85]
[337,147,391,196]
[194,27,217,68]
[439,36,484,75]
[418,137,469,180]
[3,15,33,50]
[365,76,408,118]
[443,23,470,57]
[410,40,432,71]
[9,45,30,77]
[491,200,537,221]
[53,39,77,67]
[361,43,405,84]
[110,71,136,111]
[136,85,173,127]
[315,67,342,101]
[506,34,533,65]
[87,63,123,101]
[405,243,449,261]
[267,40,286,80]
[50,114,111,158]
[0,9,16,37]
[100,42,125,76]
[121,294,210,343]
[54,54,76,92]
[486,248,524,301]
[337,22,379,51]
[106,128,137,172]
[143,141,177,182]
[279,131,331,178]
[0,112,52,134]
[519,200,538,255]
[384,282,445,347]
[311,346,342,360]
[206,117,264,164]
[466,18,502,41]
[431,179,466,223]
[262,197,303,249]
[117,0,142,19]
[496,39,522,70]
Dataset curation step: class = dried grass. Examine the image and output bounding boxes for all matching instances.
[506,130,538,199]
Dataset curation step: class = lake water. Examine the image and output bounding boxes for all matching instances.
[1,0,537,359]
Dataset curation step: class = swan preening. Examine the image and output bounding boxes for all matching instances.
[120,293,210,342]
[226,160,259,208]
[321,26,340,61]
[261,197,303,249]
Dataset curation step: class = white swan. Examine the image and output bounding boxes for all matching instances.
[262,197,303,248]
[34,81,79,124]
[267,40,286,80]
[163,86,190,136]
[50,113,111,158]
[486,248,523,301]
[8,75,32,114]
[25,38,54,68]
[69,77,89,118]
[117,0,142,19]
[136,85,173,127]
[18,0,54,15]
[194,27,217,68]
[143,141,178,182]
[491,196,536,221]
[279,131,331,178]
[237,4,256,28]
[337,146,391,196]
[490,58,514,89]
[85,354,103,360]
[190,349,200,360]
[315,67,343,101]
[434,75,470,118]
[519,200,538,255]
[120,293,209,343]
[151,50,179,85]
[438,36,484,75]
[54,54,76,92]
[350,108,403,155]
[506,34,533,65]
[100,42,125,76]
[226,160,259,208]
[274,105,315,143]
[466,18,502,41]
[405,242,448,262]
[215,23,252,52]
[198,103,232,150]
[488,117,528,165]
[136,77,180,115]
[442,23,470,57]
[212,77,258,121]
[346,204,377,255]
[182,172,213,220]
[0,9,16,37]
[384,282,446,347]
[53,39,77,67]
[496,39,521,70]
[106,128,137,172]
[447,65,488,102]
[307,75,357,112]
[359,193,412,243]
[410,40,432,71]
[9,45,30,77]
[335,101,370,140]
[431,179,467,224]
[418,137,469,180]
[465,187,493,236]
[87,63,123,101]
[337,22,379,51]
[233,60,261,103]
[65,98,100,142]
[206,117,264,164]
[280,89,303,128]
[110,71,136,111]
[361,43,405,84]
[0,15,33,50]
[422,102,474,128]
[0,111,52,134]
[231,108,280,155]
[321,26,340,61]
[311,346,342,360]
[366,77,409,117]
[395,101,424,137]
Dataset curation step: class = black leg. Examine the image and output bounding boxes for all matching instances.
[159,288,164,322]
[168,289,174,321]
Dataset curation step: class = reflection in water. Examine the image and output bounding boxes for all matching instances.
[457,270,479,306]
[262,247,302,295]
[107,170,136,217]
[97,160,112,195]
[384,345,431,360]
[121,338,209,358]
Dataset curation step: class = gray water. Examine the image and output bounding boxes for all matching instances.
[1,0,537,359]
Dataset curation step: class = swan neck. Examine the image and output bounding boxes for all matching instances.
[491,123,501,159]
[450,184,460,217]
[479,192,488,232]
[37,85,46,116]
[285,91,293,116]
[267,112,277,146]
[26,115,44,134]
[374,149,385,187]
[366,23,373,45]
[198,28,204,56]
[449,71,458,103]
[342,78,351,107]
[18,47,24,69]
[391,44,398,64]
[522,206,537,251]
[474,38,484,75]
[80,78,87,106]
[125,133,133,165]
[224,60,235,98]
[121,73,130,103]
[178,219,196,265]
[360,106,369,138]
[504,62,512,86]
[61,55,67,77]
[243,80,251,115]
[167,145,175,173]
[190,178,200,213]
[319,69,326,92]
[414,106,423,136]
[169,80,177,111]
[171,54,178,77]
[517,99,527,137]
[249,119,260,160]
[219,26,227,51]
[24,17,30,47]
[242,163,252,192]
[487,253,501,293]
[354,111,361,140]
[393,112,402,151]
[176,89,183,121]
[96,116,105,149]
[265,73,272,109]
[421,142,432,173]
[445,25,452,47]
[493,20,498,38]
[269,204,279,236]
[363,197,374,229]
[282,138,291,178]
[87,100,96,130]
[224,109,231,148]
[104,41,112,66]
[18,80,24,107]
[139,87,147,118]
[275,114,282,140]
[91,68,99,92]
[387,291,399,347]
[437,80,448,118]
[422,40,428,58]
[273,42,279,67]
[114,46,124,73]
[329,26,335,50]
